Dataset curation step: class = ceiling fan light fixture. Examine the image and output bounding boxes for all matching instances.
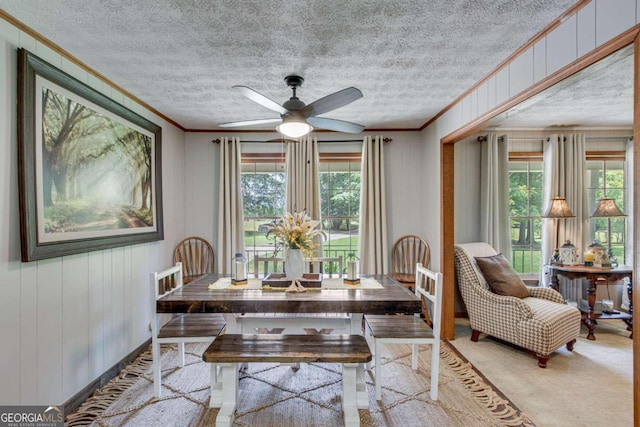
[276,117,313,138]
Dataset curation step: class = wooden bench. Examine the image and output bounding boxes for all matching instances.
[203,334,372,427]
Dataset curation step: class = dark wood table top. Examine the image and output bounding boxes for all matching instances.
[157,274,421,315]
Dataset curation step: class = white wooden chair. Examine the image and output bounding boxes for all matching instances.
[306,256,343,277]
[151,262,226,397]
[364,263,442,400]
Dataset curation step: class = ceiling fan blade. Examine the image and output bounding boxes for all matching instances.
[307,116,365,133]
[300,87,363,117]
[233,85,288,114]
[218,118,283,128]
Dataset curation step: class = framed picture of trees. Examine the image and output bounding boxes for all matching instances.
[17,48,163,261]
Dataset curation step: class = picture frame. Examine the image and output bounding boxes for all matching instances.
[17,48,164,261]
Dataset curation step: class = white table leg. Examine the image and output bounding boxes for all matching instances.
[223,313,241,333]
[342,363,361,426]
[350,313,363,335]
[211,362,238,427]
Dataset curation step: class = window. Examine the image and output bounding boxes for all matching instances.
[241,151,362,275]
[586,152,626,262]
[319,153,361,265]
[508,154,543,274]
[242,153,285,274]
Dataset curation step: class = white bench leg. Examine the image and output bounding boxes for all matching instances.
[356,363,368,409]
[152,339,162,398]
[375,340,382,400]
[213,362,239,427]
[411,343,419,370]
[430,340,440,401]
[364,325,374,372]
[178,342,186,368]
[342,363,360,426]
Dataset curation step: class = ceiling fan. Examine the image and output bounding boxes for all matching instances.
[218,75,365,138]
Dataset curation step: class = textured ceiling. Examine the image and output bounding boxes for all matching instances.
[1,0,583,131]
[488,44,634,129]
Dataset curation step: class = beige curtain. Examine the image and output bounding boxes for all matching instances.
[285,136,322,255]
[217,137,245,274]
[542,133,588,297]
[480,133,511,260]
[359,135,388,274]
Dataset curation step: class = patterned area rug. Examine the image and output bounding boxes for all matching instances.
[66,341,533,426]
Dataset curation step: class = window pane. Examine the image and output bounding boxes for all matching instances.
[586,159,626,262]
[509,160,542,274]
[320,161,361,269]
[242,161,286,275]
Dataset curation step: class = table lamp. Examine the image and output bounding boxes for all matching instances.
[590,197,626,267]
[542,196,575,264]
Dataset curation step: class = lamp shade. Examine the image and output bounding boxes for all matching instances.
[542,196,575,218]
[276,116,313,138]
[591,198,626,217]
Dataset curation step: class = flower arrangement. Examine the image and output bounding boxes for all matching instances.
[266,211,326,257]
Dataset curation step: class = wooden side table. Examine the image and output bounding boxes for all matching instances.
[545,264,632,340]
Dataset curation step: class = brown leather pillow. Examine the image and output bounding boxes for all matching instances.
[474,253,530,298]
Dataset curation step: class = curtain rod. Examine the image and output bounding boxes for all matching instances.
[211,137,393,144]
[478,135,633,142]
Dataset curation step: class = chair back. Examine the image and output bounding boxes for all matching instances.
[306,256,343,277]
[391,235,430,281]
[414,263,442,338]
[153,262,183,301]
[173,236,215,277]
[253,256,285,278]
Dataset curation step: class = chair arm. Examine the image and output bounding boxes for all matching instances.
[474,286,535,320]
[527,286,564,304]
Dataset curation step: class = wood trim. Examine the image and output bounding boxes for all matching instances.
[441,143,456,340]
[241,152,361,163]
[0,10,185,131]
[633,31,640,426]
[441,25,640,145]
[585,150,626,161]
[509,151,543,161]
[62,338,151,415]
[189,128,421,133]
[241,153,285,163]
[421,0,593,131]
[319,152,362,161]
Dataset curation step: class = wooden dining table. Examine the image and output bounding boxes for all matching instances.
[156,273,422,331]
[156,273,422,421]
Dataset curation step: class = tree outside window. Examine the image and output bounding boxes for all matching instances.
[242,160,285,274]
[586,159,626,261]
[319,160,361,271]
[508,159,543,274]
[241,153,362,276]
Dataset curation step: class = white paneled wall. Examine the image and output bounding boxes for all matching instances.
[423,0,640,252]
[0,17,186,406]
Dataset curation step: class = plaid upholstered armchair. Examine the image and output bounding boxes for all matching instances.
[454,243,581,368]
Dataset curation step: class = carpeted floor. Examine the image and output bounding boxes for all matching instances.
[66,340,532,426]
[450,318,633,427]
